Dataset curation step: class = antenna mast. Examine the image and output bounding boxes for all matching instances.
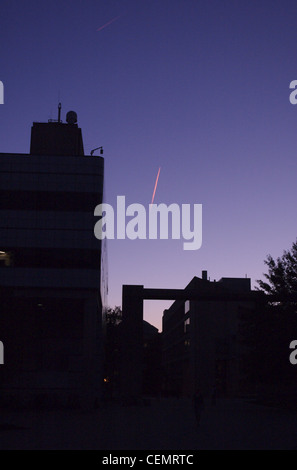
[58,103,62,123]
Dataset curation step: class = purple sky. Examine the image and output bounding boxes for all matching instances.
[1,0,297,330]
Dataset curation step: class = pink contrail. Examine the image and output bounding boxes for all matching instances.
[97,16,120,32]
[150,167,161,205]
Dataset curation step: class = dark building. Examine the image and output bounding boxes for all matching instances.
[104,317,162,400]
[0,109,106,408]
[142,321,162,397]
[162,272,256,398]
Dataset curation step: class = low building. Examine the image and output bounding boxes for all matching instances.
[162,272,255,398]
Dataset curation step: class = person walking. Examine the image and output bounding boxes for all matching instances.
[193,388,204,427]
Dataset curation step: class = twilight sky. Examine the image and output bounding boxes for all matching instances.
[1,0,297,330]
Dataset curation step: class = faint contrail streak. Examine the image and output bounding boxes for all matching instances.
[150,167,161,206]
[97,16,120,32]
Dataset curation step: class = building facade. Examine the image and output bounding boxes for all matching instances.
[162,272,256,398]
[0,111,106,408]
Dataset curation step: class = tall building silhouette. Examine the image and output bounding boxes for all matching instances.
[0,108,106,408]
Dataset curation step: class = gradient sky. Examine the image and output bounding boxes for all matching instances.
[1,0,297,330]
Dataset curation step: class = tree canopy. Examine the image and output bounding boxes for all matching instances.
[239,239,297,403]
[105,306,122,326]
[257,239,297,296]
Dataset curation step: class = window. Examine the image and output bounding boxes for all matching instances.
[185,300,190,314]
[0,247,99,269]
[0,251,13,266]
[184,317,190,333]
[0,190,102,212]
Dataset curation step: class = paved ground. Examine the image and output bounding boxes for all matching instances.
[0,398,297,449]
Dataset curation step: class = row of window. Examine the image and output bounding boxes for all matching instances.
[0,247,100,269]
[0,190,102,212]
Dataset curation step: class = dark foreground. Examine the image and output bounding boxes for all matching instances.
[0,397,296,450]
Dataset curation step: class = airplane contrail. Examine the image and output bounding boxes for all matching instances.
[97,15,120,32]
[150,167,161,206]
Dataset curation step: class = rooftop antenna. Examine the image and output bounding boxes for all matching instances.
[58,102,62,123]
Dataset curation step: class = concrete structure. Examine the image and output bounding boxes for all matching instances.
[120,281,261,400]
[142,321,162,396]
[162,274,256,398]
[121,285,144,401]
[0,109,106,408]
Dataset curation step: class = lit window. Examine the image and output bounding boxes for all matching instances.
[0,251,12,267]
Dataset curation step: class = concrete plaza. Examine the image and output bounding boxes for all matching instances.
[0,398,296,450]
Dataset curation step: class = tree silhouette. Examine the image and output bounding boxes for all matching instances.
[105,306,122,326]
[239,240,297,405]
[257,239,297,296]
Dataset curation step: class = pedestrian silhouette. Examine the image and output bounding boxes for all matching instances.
[193,389,204,427]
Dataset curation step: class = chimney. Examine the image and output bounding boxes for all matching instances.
[202,270,207,281]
